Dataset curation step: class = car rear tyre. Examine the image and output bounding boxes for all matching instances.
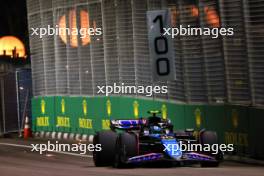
[93,131,118,167]
[200,130,218,145]
[200,130,221,167]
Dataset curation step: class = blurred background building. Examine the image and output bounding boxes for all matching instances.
[0,0,31,136]
[27,0,264,106]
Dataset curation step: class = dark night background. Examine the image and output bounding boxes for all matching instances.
[0,0,29,58]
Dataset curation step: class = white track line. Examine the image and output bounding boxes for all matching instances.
[0,143,93,158]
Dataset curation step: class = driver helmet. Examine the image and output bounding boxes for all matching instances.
[150,125,162,134]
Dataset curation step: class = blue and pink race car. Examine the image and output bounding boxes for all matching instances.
[93,111,223,168]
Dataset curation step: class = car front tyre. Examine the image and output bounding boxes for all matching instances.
[93,131,118,167]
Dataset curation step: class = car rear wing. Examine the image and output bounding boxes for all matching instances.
[110,119,147,130]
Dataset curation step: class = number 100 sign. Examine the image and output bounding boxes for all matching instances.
[147,10,176,81]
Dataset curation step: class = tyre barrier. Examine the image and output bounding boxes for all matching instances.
[33,131,94,143]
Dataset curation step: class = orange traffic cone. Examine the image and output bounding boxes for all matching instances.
[24,116,32,139]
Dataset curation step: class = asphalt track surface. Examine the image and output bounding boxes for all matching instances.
[0,138,263,176]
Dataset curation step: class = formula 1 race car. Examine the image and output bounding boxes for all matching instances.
[93,111,223,168]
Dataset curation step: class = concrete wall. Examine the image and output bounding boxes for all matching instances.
[32,96,264,158]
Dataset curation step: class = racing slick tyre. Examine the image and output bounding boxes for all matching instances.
[200,130,218,145]
[200,130,221,167]
[114,132,138,168]
[93,131,118,167]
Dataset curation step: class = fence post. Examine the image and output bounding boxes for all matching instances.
[1,78,6,133]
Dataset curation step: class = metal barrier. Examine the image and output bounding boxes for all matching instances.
[0,69,32,135]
